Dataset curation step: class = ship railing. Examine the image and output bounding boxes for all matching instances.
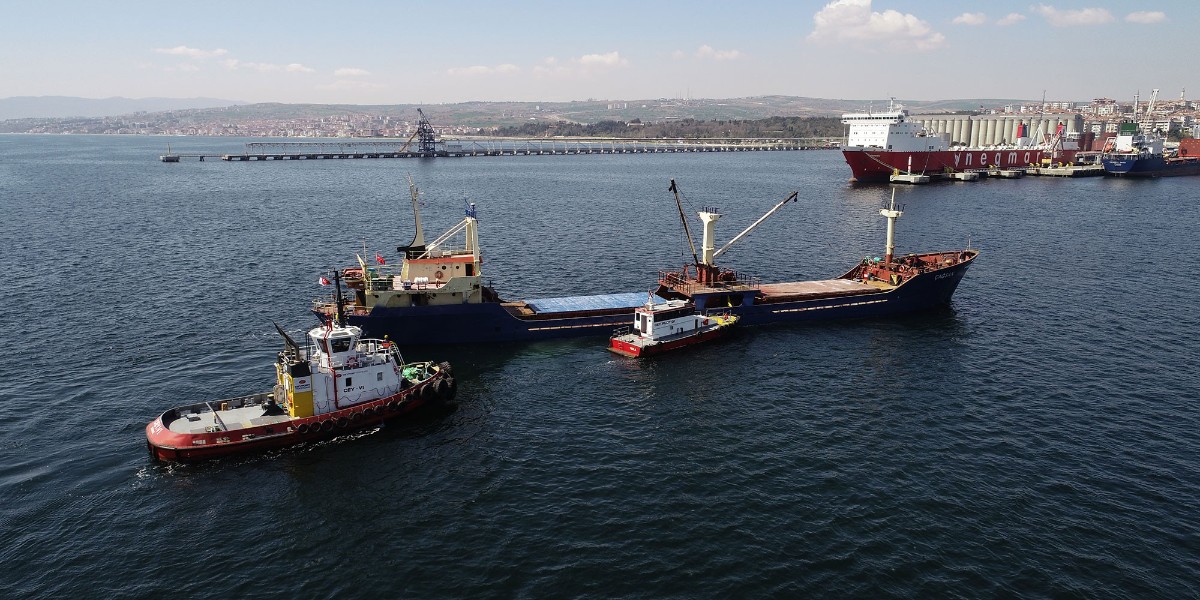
[658,269,760,294]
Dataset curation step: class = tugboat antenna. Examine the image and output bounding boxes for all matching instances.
[669,179,701,269]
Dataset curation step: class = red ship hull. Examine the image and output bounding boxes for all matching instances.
[145,373,454,463]
[609,324,732,357]
[842,148,1079,182]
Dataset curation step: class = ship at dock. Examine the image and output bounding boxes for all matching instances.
[1101,91,1200,178]
[314,179,976,344]
[840,99,1081,183]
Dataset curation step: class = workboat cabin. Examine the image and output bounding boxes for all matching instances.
[609,297,739,358]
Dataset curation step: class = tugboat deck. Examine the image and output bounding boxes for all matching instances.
[168,401,292,434]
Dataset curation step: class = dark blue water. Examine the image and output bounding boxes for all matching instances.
[2,135,1198,597]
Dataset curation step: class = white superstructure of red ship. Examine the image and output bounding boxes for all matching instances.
[840,100,1080,182]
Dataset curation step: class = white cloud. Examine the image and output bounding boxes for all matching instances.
[334,67,371,77]
[165,63,201,73]
[1126,11,1165,24]
[532,52,628,77]
[808,0,945,51]
[671,50,686,60]
[446,64,520,76]
[997,13,1026,26]
[154,45,228,59]
[952,12,987,26]
[577,51,627,68]
[223,59,314,73]
[696,45,743,60]
[1030,5,1115,27]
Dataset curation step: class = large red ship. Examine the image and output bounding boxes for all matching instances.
[840,100,1080,182]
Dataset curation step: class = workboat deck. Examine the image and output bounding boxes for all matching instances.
[167,395,292,434]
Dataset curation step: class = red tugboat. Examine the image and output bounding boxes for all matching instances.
[608,297,738,357]
[145,298,455,463]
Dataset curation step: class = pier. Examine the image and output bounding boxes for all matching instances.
[158,137,828,162]
[888,163,1106,184]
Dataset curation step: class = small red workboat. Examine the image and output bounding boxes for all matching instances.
[609,298,738,357]
[145,320,455,463]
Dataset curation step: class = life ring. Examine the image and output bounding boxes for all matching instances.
[434,270,444,281]
[336,417,349,428]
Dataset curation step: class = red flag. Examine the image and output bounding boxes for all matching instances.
[375,252,386,265]
[319,276,331,286]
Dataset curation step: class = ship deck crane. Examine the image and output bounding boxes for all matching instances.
[669,179,797,284]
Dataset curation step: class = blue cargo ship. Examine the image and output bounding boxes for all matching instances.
[1101,105,1200,178]
[314,180,977,345]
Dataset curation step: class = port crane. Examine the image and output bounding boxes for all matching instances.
[398,108,438,155]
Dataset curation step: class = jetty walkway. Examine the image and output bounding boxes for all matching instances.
[159,137,832,162]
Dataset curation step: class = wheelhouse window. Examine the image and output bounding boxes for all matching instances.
[330,337,352,353]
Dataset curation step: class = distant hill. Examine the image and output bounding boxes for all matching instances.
[138,96,1041,127]
[0,96,247,120]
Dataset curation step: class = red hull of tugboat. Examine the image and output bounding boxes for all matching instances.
[145,373,454,463]
[609,325,731,358]
[842,148,1079,182]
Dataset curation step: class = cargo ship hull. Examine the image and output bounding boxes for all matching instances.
[340,298,638,345]
[655,251,976,328]
[842,147,1077,183]
[333,252,975,345]
[1101,154,1200,177]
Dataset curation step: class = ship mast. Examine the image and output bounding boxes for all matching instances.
[880,189,904,264]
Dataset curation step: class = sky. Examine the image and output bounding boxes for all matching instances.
[1,0,1196,104]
